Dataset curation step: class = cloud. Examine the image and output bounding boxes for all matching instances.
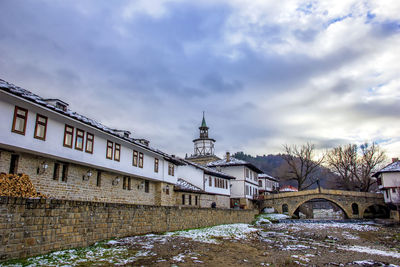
[0,0,399,160]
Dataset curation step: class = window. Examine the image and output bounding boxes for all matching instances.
[12,106,28,135]
[138,152,144,168]
[96,171,101,187]
[209,176,212,187]
[145,180,149,193]
[61,164,68,182]
[245,168,249,178]
[106,141,113,159]
[246,185,249,195]
[34,114,47,140]
[189,195,192,205]
[114,143,121,161]
[154,158,159,173]
[75,129,84,151]
[123,177,127,190]
[259,180,262,187]
[53,163,60,180]
[9,154,19,174]
[85,133,94,153]
[132,150,138,166]
[63,125,74,148]
[123,177,131,190]
[214,177,217,187]
[182,194,185,205]
[392,188,396,193]
[195,196,198,206]
[168,163,174,176]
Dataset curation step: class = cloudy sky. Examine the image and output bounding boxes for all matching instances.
[0,0,399,159]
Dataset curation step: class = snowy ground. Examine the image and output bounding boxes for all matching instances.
[2,215,400,266]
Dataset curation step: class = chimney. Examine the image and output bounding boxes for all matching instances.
[392,158,399,163]
[226,152,230,162]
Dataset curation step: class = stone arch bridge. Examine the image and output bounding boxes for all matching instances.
[259,188,385,219]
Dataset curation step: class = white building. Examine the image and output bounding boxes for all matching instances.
[373,158,400,206]
[0,79,185,205]
[207,152,263,209]
[258,173,279,195]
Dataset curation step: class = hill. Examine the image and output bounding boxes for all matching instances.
[233,151,337,189]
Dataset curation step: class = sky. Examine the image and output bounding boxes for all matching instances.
[0,0,399,159]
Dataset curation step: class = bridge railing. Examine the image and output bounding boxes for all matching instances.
[260,188,383,200]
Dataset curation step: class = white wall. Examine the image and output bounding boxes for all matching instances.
[382,172,400,188]
[204,174,230,196]
[0,92,177,184]
[176,164,204,189]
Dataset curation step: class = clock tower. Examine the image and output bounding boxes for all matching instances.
[186,112,220,165]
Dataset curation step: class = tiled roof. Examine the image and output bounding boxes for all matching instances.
[0,79,184,165]
[207,157,263,173]
[174,179,204,193]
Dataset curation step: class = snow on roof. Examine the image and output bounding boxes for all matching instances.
[373,160,400,177]
[180,158,235,180]
[0,79,183,164]
[258,173,279,182]
[207,156,263,173]
[175,179,204,193]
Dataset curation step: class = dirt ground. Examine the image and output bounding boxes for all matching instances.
[117,221,400,266]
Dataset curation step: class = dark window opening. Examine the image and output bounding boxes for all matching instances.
[61,164,69,182]
[9,154,19,174]
[96,171,101,187]
[53,163,60,180]
[182,194,185,205]
[145,180,149,193]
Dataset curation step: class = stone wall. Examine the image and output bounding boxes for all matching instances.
[0,151,172,206]
[0,196,258,261]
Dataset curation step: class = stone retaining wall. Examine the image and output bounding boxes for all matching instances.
[0,197,258,261]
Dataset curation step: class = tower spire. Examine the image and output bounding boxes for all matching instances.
[201,111,207,128]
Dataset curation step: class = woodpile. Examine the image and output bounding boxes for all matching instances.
[0,173,46,198]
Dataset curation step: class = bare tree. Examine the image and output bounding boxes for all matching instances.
[326,142,386,192]
[281,143,325,191]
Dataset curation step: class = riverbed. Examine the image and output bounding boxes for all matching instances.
[2,217,400,266]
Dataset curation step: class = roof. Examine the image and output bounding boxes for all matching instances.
[207,157,263,173]
[258,173,279,182]
[174,178,204,193]
[279,185,298,192]
[373,161,400,177]
[0,79,184,166]
[180,157,235,180]
[201,112,207,128]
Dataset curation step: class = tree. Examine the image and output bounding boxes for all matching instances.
[280,143,324,191]
[326,142,386,192]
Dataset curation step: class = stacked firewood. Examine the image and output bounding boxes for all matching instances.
[0,173,46,198]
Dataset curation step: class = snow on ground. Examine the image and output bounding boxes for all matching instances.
[339,245,400,259]
[0,243,142,266]
[165,223,259,244]
[267,221,379,232]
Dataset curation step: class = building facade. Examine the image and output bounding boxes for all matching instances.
[373,158,400,207]
[207,152,262,209]
[258,173,279,195]
[0,79,183,206]
[176,158,234,208]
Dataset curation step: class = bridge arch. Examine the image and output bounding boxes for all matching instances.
[290,195,351,219]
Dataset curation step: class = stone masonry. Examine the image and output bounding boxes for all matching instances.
[259,188,385,219]
[0,196,258,261]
